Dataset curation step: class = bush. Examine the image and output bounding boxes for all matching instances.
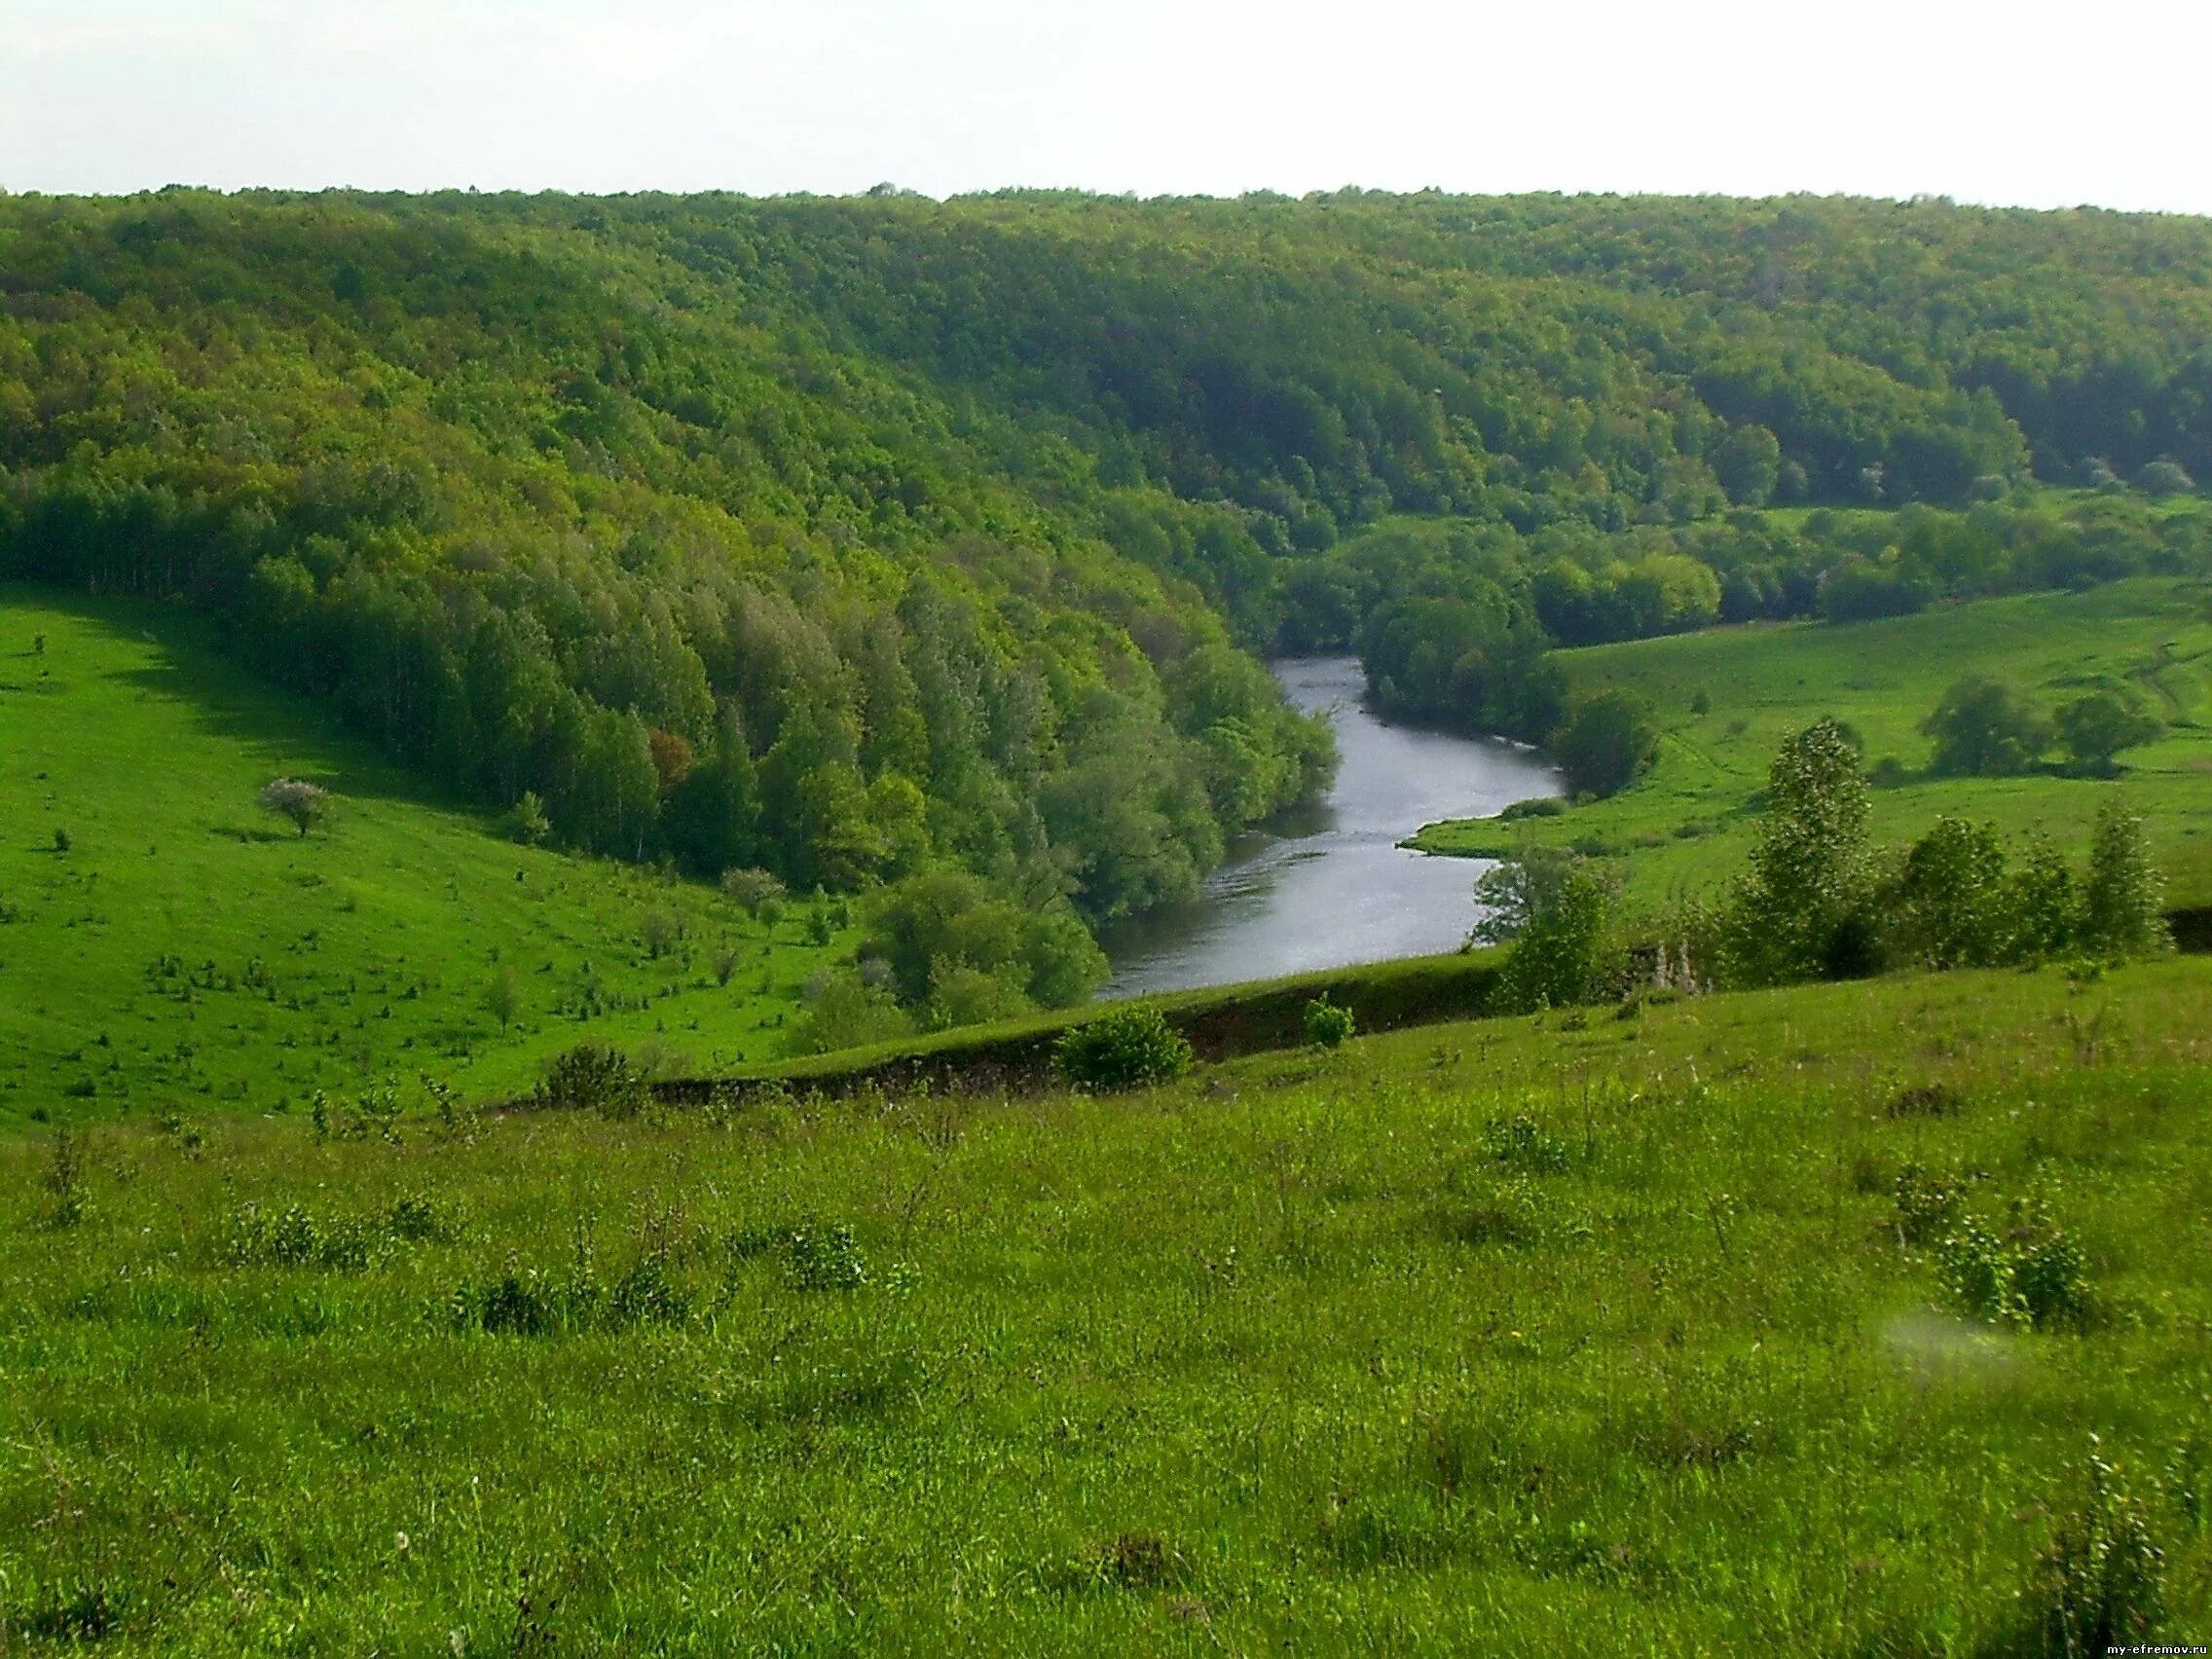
[1302,995,1355,1050]
[1492,859,1618,1013]
[719,866,787,916]
[1054,1004,1192,1091]
[1495,795,1566,822]
[2134,459,2195,497]
[534,1043,649,1119]
[503,791,552,845]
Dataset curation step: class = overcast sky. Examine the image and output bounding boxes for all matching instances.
[5,0,2207,211]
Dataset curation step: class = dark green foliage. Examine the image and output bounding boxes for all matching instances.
[1552,688,1661,798]
[2055,691,2161,775]
[1936,1195,2089,1331]
[1480,1114,1570,1174]
[1301,995,1355,1050]
[534,1044,649,1118]
[1053,1004,1193,1091]
[1923,677,2053,776]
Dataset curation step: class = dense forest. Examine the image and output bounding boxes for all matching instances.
[4,187,2209,992]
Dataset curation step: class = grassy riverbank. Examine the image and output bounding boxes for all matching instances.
[5,956,2210,1650]
[1412,578,2212,910]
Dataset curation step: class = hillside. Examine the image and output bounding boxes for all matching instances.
[4,959,2208,1649]
[1416,575,2212,907]
[0,586,846,1122]
[6,190,2212,1021]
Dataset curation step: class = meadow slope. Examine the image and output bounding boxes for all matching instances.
[0,586,847,1124]
[2,959,2208,1651]
[1416,577,2212,909]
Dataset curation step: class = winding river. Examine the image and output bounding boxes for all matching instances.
[1102,656,1564,997]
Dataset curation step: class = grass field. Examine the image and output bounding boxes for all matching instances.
[0,587,850,1124]
[2,957,2207,1651]
[1414,577,2212,910]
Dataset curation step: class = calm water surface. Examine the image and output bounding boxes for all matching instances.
[1102,656,1563,996]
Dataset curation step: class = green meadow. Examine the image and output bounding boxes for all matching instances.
[4,958,2208,1651]
[0,587,851,1124]
[1415,577,2212,910]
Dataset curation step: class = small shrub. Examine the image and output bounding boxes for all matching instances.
[1054,1004,1192,1091]
[52,827,71,854]
[2029,1441,2166,1654]
[502,791,552,845]
[1886,1082,1964,1119]
[1921,1190,2088,1331]
[535,1043,649,1119]
[1496,795,1566,822]
[786,1223,869,1291]
[1302,995,1355,1050]
[1891,1163,1966,1247]
[42,1129,90,1229]
[641,909,683,958]
[1481,1113,1569,1174]
[720,866,788,914]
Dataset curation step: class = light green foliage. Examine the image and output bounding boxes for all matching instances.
[1493,859,1619,1013]
[4,961,2211,1648]
[1890,817,2015,969]
[1720,719,1873,985]
[1053,1003,1193,1091]
[1301,994,1355,1050]
[2078,799,2170,962]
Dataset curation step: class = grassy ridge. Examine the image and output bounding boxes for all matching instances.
[1414,577,2212,907]
[3,960,2208,1650]
[0,587,849,1123]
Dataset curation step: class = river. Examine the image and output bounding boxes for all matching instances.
[1101,655,1564,997]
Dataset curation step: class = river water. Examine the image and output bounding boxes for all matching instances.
[1101,656,1564,997]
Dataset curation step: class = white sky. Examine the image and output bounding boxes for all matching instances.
[4,0,2208,211]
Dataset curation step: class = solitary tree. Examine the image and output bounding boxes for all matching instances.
[2055,693,2160,776]
[483,965,520,1033]
[257,778,330,837]
[1922,678,2051,777]
[1551,688,1660,798]
[1720,719,1873,985]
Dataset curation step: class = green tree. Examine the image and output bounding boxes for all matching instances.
[2076,798,2169,961]
[2054,692,2160,776]
[1720,719,1873,985]
[1551,688,1660,799]
[1712,423,1783,507]
[1889,817,2012,969]
[1493,858,1618,1014]
[1921,678,2052,777]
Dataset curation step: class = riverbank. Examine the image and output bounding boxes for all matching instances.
[1411,580,2212,910]
[1103,656,1559,995]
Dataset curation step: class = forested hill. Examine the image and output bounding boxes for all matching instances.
[4,188,2210,955]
